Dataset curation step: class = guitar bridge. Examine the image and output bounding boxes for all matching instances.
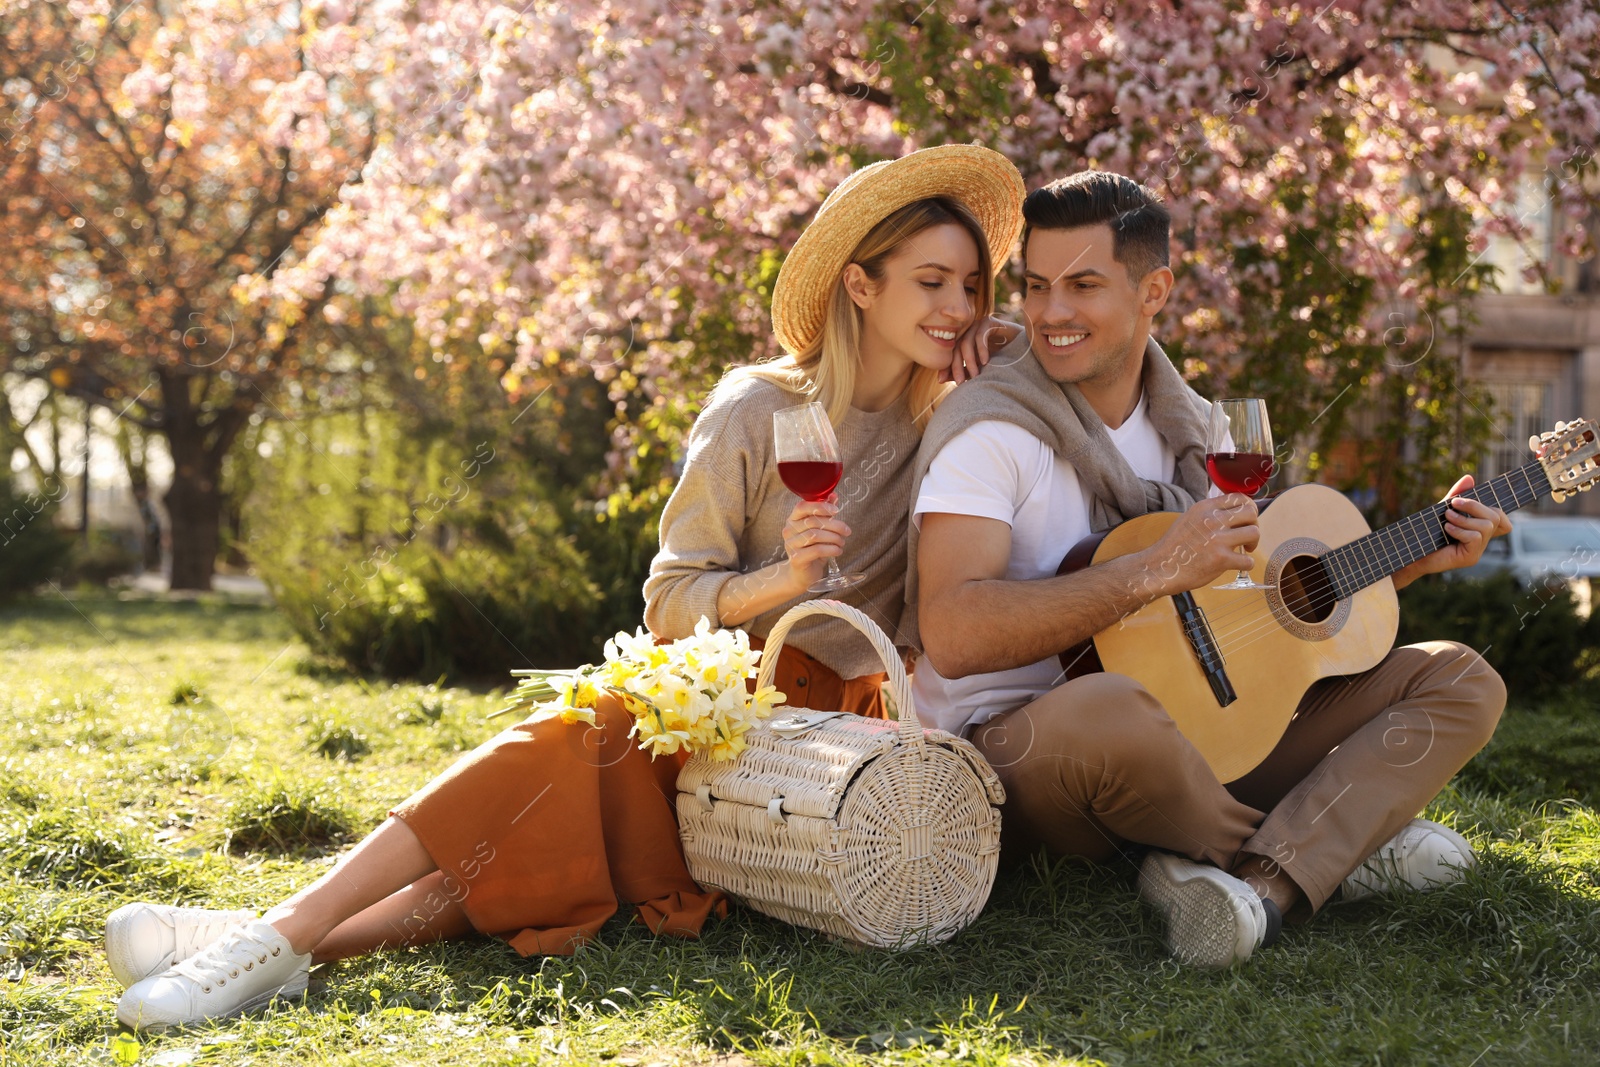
[1172,591,1237,708]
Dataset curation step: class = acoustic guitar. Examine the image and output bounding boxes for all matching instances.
[1056,419,1600,783]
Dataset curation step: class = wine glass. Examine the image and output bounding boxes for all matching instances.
[774,402,865,593]
[1206,398,1275,591]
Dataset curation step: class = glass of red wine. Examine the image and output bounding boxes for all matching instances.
[1205,398,1276,591]
[774,402,865,593]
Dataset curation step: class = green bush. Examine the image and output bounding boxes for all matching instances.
[257,496,603,679]
[0,470,72,600]
[556,481,663,652]
[245,396,622,679]
[1395,571,1600,700]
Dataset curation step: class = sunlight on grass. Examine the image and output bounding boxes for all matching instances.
[0,592,1596,1065]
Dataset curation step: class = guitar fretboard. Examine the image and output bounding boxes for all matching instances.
[1319,461,1548,600]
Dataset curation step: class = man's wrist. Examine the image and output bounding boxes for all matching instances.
[1126,546,1181,603]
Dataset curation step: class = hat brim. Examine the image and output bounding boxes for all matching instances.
[771,144,1026,357]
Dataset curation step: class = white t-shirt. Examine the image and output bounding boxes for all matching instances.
[911,394,1178,737]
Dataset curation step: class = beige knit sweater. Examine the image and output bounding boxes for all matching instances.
[643,372,922,679]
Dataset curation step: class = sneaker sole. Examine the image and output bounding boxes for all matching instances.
[115,972,309,1031]
[1138,853,1261,968]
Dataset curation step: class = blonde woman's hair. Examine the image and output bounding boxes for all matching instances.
[736,197,996,431]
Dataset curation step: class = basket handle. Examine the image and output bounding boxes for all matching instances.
[753,599,922,749]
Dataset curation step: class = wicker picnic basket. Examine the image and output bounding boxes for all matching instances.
[675,600,1005,949]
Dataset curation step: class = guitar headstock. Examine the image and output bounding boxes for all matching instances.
[1532,419,1600,502]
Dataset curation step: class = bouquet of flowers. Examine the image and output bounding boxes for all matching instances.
[493,617,787,762]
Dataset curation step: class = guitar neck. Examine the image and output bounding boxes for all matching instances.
[1318,461,1548,600]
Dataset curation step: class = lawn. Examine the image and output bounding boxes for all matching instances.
[1,591,1598,1066]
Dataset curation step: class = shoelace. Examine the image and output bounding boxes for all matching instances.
[170,928,281,993]
[173,911,248,960]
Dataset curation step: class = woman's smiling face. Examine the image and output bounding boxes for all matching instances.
[852,222,982,373]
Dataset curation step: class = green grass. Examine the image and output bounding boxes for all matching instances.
[1,591,1598,1065]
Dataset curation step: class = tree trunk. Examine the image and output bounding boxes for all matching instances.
[155,367,254,592]
[162,433,224,591]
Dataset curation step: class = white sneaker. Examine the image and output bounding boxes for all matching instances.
[105,903,257,988]
[1339,819,1476,903]
[115,919,311,1031]
[1138,851,1275,968]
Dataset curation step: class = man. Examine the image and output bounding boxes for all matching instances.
[906,171,1509,967]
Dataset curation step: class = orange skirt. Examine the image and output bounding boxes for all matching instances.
[746,634,889,721]
[390,642,888,955]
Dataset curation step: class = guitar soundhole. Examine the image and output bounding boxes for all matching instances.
[1278,555,1337,624]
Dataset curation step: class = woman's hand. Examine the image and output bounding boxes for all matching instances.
[782,494,850,594]
[943,316,1023,384]
[714,494,851,626]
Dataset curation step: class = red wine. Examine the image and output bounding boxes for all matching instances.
[779,460,843,501]
[1206,452,1275,496]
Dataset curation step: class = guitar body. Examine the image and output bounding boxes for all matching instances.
[1062,483,1400,783]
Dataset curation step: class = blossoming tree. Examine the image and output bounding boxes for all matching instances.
[271,0,1597,515]
[0,0,375,587]
[5,0,1597,591]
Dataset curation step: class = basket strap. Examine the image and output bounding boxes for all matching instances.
[753,599,923,750]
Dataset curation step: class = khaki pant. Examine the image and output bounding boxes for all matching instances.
[969,641,1506,914]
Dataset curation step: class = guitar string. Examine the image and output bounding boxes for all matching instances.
[1203,464,1534,630]
[1078,451,1559,669]
[1186,464,1540,637]
[1206,474,1533,649]
[1183,489,1457,632]
[1199,467,1544,656]
[1175,466,1541,655]
[1196,494,1460,635]
[1088,441,1587,668]
[1080,456,1569,678]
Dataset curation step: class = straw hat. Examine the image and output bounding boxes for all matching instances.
[770,144,1025,356]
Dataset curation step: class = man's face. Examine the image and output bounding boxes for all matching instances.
[1020,224,1157,386]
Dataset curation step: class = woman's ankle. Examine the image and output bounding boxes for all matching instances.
[261,906,324,957]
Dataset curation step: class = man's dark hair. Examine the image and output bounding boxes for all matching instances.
[1021,172,1171,284]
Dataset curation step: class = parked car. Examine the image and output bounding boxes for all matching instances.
[1447,513,1600,613]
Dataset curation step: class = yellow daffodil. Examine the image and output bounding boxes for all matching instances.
[505,613,779,761]
[557,704,598,726]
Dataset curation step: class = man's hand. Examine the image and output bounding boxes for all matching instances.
[1391,475,1512,590]
[943,316,1023,384]
[1137,494,1261,597]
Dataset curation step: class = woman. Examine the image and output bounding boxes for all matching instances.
[108,144,1025,1031]
[645,145,1023,716]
